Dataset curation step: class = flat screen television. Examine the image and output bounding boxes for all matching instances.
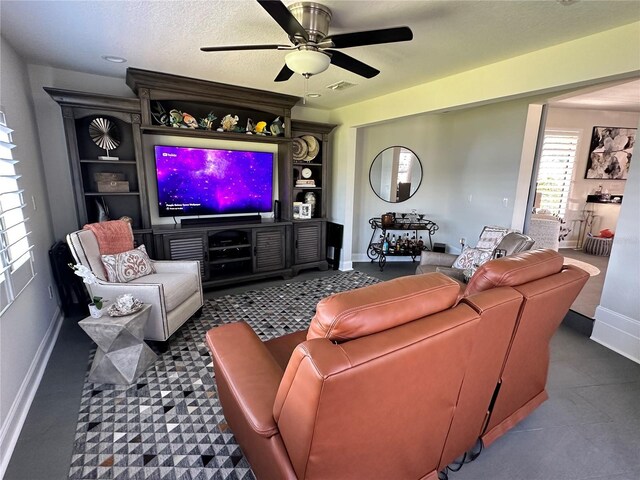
[154,145,274,217]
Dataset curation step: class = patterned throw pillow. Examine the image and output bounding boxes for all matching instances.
[476,226,509,251]
[472,248,493,267]
[452,246,477,269]
[101,244,155,283]
[453,246,495,270]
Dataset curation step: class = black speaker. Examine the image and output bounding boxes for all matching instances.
[274,200,281,220]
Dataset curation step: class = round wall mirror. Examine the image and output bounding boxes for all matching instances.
[369,146,423,203]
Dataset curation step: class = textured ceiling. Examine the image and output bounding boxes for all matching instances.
[2,0,640,109]
[551,79,640,112]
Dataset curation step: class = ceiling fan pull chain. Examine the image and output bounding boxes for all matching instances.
[304,75,309,104]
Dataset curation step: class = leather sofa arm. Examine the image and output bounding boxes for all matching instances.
[419,251,458,267]
[206,322,283,438]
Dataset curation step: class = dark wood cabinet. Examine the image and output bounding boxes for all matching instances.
[254,227,287,273]
[45,88,152,245]
[288,120,336,221]
[293,220,327,273]
[289,121,335,272]
[158,231,209,279]
[153,221,291,288]
[48,72,338,287]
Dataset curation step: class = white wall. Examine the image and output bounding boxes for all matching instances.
[591,117,640,363]
[0,37,61,475]
[352,97,534,259]
[327,22,640,270]
[544,107,639,245]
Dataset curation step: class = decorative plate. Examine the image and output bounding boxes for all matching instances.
[108,299,144,317]
[292,137,308,161]
[302,135,319,161]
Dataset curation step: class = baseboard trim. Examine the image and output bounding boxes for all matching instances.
[0,307,64,478]
[339,259,353,271]
[591,306,640,364]
[563,309,594,336]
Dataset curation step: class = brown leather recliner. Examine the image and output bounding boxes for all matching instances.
[206,250,588,479]
[437,249,589,470]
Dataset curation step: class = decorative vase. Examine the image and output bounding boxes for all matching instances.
[304,192,316,217]
[88,303,103,318]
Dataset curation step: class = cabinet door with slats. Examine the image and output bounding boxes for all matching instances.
[294,222,323,265]
[253,227,286,273]
[163,233,208,279]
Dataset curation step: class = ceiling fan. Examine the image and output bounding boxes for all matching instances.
[201,0,413,82]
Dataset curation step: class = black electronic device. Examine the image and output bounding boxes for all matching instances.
[181,215,262,227]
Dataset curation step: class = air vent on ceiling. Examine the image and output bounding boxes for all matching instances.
[326,81,357,91]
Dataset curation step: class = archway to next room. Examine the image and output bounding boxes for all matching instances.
[525,78,639,320]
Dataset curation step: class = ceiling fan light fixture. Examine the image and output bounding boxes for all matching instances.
[285,49,330,76]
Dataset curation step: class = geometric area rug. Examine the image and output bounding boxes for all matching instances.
[68,271,380,479]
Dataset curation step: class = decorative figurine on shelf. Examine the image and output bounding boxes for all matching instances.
[254,121,268,135]
[151,102,170,126]
[270,117,284,136]
[89,117,120,160]
[199,111,217,130]
[246,118,255,134]
[182,112,198,129]
[169,109,184,128]
[219,114,239,132]
[304,191,316,217]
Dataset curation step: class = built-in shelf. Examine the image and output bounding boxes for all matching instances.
[84,192,140,196]
[209,256,252,265]
[586,194,623,204]
[140,125,291,144]
[80,159,137,164]
[209,243,251,251]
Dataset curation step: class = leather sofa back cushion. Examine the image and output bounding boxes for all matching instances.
[464,249,564,296]
[307,273,461,342]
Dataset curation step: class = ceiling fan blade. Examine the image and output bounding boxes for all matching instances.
[326,50,380,79]
[274,64,295,82]
[257,0,309,42]
[200,44,287,52]
[322,26,413,49]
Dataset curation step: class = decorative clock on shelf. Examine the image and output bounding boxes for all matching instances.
[301,167,312,179]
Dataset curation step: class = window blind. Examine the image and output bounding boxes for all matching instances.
[536,130,579,217]
[0,110,36,315]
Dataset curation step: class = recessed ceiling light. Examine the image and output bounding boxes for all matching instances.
[306,93,321,98]
[325,80,357,91]
[101,55,127,64]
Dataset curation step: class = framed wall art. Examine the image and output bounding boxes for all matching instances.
[584,126,635,180]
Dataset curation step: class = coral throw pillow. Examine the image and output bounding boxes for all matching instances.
[101,244,155,283]
[83,220,134,255]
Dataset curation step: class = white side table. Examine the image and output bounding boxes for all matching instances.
[79,304,157,385]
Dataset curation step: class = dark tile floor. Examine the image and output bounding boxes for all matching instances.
[6,260,639,480]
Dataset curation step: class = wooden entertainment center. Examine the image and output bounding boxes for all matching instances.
[46,68,336,288]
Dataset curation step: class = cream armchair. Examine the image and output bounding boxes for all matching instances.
[527,214,561,251]
[67,229,203,342]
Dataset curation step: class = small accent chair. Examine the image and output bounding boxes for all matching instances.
[67,226,203,342]
[527,213,561,250]
[415,230,535,279]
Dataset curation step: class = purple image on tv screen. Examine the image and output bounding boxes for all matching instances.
[155,146,274,217]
